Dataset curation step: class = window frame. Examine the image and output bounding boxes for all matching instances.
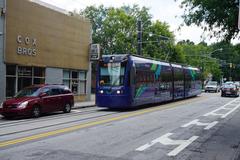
[6,64,46,98]
[63,70,87,95]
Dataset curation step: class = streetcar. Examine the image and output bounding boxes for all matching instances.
[96,54,202,108]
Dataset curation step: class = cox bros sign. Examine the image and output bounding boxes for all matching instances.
[16,35,37,56]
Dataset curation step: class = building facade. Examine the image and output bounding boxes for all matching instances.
[0,0,92,103]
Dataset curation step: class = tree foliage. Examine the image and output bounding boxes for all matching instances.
[178,40,222,81]
[71,4,240,81]
[179,0,239,42]
[75,5,178,61]
[210,41,240,81]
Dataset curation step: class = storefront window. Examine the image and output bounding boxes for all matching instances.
[34,67,45,77]
[33,67,45,85]
[18,66,32,77]
[63,70,70,79]
[6,77,16,98]
[71,71,79,94]
[63,70,87,95]
[18,77,32,91]
[72,71,78,79]
[6,65,16,97]
[72,80,79,94]
[34,78,45,84]
[63,70,70,89]
[6,65,16,76]
[63,80,70,88]
[79,71,86,94]
[6,65,45,98]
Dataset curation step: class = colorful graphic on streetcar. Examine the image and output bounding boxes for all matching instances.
[96,54,202,108]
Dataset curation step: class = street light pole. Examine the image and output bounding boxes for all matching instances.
[137,20,142,55]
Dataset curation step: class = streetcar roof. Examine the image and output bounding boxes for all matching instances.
[130,55,171,66]
[171,63,182,68]
[183,66,199,71]
[101,54,199,70]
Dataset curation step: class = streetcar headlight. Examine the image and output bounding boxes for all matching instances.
[0,102,3,108]
[100,90,104,94]
[116,90,121,94]
[18,101,28,109]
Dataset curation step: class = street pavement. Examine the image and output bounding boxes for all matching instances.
[1,93,240,160]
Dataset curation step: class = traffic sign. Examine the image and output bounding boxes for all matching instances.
[90,44,100,61]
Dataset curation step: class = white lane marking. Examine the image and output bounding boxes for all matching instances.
[204,97,240,118]
[204,121,219,130]
[181,119,218,130]
[221,104,240,118]
[136,133,199,157]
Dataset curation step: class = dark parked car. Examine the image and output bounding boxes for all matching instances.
[221,83,239,97]
[0,84,74,118]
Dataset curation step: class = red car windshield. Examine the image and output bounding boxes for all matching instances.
[14,87,41,98]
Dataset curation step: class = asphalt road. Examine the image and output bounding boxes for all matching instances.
[1,93,240,160]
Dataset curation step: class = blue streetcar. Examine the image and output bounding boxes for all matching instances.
[96,54,202,108]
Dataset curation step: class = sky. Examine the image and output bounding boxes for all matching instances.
[39,0,237,45]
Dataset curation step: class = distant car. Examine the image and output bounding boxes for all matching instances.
[234,81,240,87]
[205,81,220,93]
[221,83,239,97]
[0,84,74,118]
[224,81,234,85]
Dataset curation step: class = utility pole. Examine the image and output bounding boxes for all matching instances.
[137,20,142,55]
[201,58,204,89]
[229,62,232,81]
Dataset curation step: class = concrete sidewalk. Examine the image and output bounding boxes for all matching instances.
[73,94,95,109]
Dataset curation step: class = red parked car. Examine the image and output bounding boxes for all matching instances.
[0,84,74,118]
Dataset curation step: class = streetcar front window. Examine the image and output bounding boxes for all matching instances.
[100,63,125,86]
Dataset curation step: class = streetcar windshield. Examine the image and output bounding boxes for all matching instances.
[99,62,125,86]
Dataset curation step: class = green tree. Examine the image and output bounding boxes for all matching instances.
[142,20,175,60]
[178,41,222,81]
[78,5,150,54]
[168,44,186,63]
[210,41,240,81]
[179,0,239,42]
[78,5,175,60]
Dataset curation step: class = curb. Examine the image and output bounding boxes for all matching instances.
[72,104,96,109]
